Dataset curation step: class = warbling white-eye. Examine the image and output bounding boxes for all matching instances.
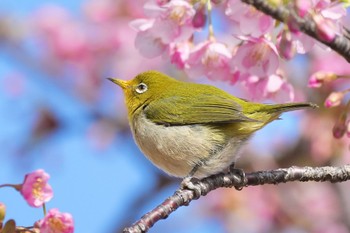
[108,70,317,182]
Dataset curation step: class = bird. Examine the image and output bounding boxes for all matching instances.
[108,70,317,184]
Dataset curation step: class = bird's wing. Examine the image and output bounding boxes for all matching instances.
[143,94,257,125]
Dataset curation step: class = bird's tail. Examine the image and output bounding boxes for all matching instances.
[248,102,318,125]
[238,102,318,134]
[264,102,318,114]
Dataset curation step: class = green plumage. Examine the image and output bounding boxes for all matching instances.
[130,71,316,128]
[144,94,257,125]
[109,70,318,178]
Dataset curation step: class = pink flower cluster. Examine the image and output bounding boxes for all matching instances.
[0,169,74,233]
[294,0,345,42]
[38,208,74,233]
[322,92,350,139]
[131,0,347,101]
[306,45,350,140]
[20,169,53,207]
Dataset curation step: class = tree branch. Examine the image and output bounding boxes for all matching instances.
[241,0,350,62]
[123,164,350,233]
[122,2,350,228]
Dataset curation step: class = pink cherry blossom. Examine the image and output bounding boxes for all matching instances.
[130,18,167,58]
[169,42,191,69]
[20,169,53,207]
[241,74,294,102]
[130,0,195,58]
[39,208,74,233]
[308,71,338,88]
[291,32,316,54]
[233,36,279,77]
[143,0,195,43]
[225,0,274,37]
[313,14,336,42]
[153,0,195,25]
[185,40,237,82]
[295,0,346,42]
[295,0,346,28]
[151,17,194,44]
[317,0,346,21]
[324,91,345,108]
[291,0,345,52]
[282,17,316,53]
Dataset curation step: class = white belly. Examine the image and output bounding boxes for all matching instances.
[131,113,249,178]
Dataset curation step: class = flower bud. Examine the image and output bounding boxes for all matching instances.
[278,30,295,60]
[313,14,336,42]
[308,71,338,88]
[0,203,5,223]
[192,6,207,28]
[333,113,347,139]
[39,208,74,233]
[324,91,344,108]
[287,16,300,34]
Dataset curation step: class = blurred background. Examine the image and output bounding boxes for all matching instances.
[1,1,350,232]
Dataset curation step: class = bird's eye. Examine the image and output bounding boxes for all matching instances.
[135,83,148,94]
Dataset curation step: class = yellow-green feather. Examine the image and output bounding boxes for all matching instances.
[114,70,317,178]
[125,70,316,131]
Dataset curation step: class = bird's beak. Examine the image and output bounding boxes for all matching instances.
[107,78,130,90]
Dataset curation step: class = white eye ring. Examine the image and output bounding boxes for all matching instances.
[135,83,148,94]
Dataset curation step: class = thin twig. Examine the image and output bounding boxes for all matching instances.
[123,164,350,233]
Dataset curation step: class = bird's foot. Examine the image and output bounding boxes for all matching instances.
[228,165,247,190]
[180,176,202,199]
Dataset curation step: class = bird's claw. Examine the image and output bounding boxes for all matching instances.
[229,166,246,190]
[180,177,202,198]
